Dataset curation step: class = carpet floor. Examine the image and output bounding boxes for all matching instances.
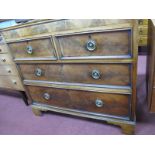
[0,56,155,135]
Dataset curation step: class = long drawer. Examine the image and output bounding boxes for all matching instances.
[19,63,131,86]
[0,75,24,90]
[27,85,130,118]
[55,29,132,59]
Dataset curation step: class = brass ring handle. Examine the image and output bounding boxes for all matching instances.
[92,69,100,79]
[86,39,96,52]
[26,45,33,54]
[95,99,104,108]
[35,68,43,77]
[43,93,50,100]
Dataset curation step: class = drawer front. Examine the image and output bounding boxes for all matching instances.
[0,44,9,54]
[56,29,132,59]
[8,38,56,60]
[138,19,148,25]
[0,76,24,90]
[20,64,131,86]
[0,65,18,76]
[27,86,130,118]
[138,26,148,35]
[0,53,14,65]
[138,36,148,46]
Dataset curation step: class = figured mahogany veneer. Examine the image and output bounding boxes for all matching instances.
[27,85,130,118]
[55,29,132,59]
[19,63,131,86]
[1,19,138,134]
[8,37,56,60]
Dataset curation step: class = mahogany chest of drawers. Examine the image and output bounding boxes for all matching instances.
[1,19,138,134]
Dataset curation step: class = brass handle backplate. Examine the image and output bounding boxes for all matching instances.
[92,69,101,79]
[26,45,33,54]
[95,99,104,107]
[35,68,43,77]
[43,93,50,100]
[86,39,96,52]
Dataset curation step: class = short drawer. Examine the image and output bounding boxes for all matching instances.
[0,53,14,65]
[27,86,130,118]
[0,75,24,90]
[19,63,131,86]
[138,36,148,46]
[8,37,56,60]
[55,29,132,59]
[0,65,18,76]
[138,26,148,35]
[0,44,9,54]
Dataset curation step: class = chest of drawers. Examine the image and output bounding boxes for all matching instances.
[0,33,24,90]
[1,19,138,134]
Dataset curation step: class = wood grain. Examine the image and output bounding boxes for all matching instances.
[1,19,132,40]
[0,19,138,134]
[150,88,155,112]
[138,26,148,35]
[19,63,131,86]
[0,75,24,90]
[56,30,131,58]
[0,44,9,53]
[0,53,15,65]
[0,65,18,76]
[147,19,155,112]
[27,85,130,118]
[8,38,56,59]
[138,36,148,46]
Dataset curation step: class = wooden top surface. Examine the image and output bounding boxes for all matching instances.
[0,19,134,32]
[0,19,61,31]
